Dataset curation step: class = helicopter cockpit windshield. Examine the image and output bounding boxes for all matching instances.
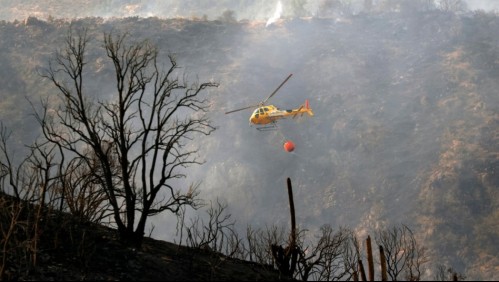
[254,107,269,115]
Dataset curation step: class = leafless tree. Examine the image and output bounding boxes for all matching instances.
[37,25,219,247]
[245,224,288,266]
[0,194,24,280]
[343,231,362,281]
[0,124,67,276]
[183,198,240,254]
[59,152,113,223]
[439,0,467,12]
[295,225,354,281]
[434,264,466,281]
[374,0,437,13]
[0,124,33,200]
[375,224,429,281]
[181,198,242,279]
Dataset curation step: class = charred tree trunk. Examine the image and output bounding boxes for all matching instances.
[366,235,374,281]
[287,177,299,276]
[358,259,367,281]
[271,177,299,279]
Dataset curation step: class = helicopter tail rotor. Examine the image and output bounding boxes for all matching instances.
[305,99,314,116]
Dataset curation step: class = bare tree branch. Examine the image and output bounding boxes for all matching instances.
[36,25,219,247]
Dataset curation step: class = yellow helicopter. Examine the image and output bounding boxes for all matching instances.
[225,73,314,131]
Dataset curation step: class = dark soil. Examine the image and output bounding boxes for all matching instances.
[4,219,284,281]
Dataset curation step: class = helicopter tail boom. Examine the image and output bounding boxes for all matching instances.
[291,99,314,119]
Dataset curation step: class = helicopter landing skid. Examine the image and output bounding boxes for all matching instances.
[256,124,278,131]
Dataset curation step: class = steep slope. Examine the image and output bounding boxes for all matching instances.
[0,10,497,280]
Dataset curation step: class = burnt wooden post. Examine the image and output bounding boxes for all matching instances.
[366,235,374,281]
[358,259,367,281]
[271,177,298,279]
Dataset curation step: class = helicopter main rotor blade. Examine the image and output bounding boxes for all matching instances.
[262,73,293,104]
[225,73,293,115]
[225,104,260,114]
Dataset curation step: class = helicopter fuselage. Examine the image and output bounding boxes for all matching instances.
[249,101,314,125]
[225,74,314,129]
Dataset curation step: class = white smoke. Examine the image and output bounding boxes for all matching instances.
[463,0,499,12]
[266,0,282,27]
